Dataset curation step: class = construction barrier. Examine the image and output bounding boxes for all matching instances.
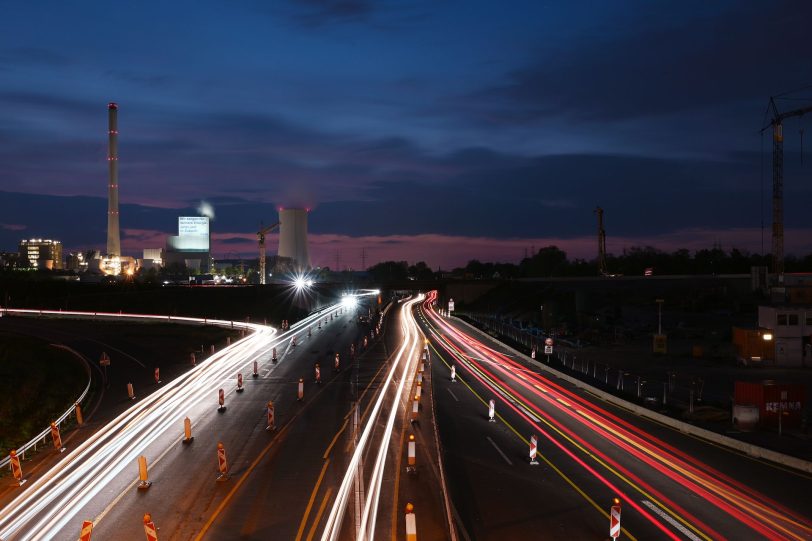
[450,365,456,382]
[75,403,84,426]
[315,364,321,384]
[236,373,244,393]
[137,455,152,490]
[298,378,304,401]
[407,434,416,473]
[183,417,193,444]
[78,520,93,541]
[127,383,135,400]
[272,347,278,362]
[217,442,229,481]
[610,499,621,539]
[266,401,275,431]
[488,399,496,422]
[405,503,417,541]
[410,399,419,423]
[218,388,226,412]
[252,360,259,378]
[154,367,160,384]
[50,421,64,452]
[143,513,158,541]
[529,435,539,465]
[9,449,24,486]
[190,352,196,366]
[334,353,340,371]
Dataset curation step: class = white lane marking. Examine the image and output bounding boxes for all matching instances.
[446,388,459,402]
[641,500,702,541]
[486,436,513,466]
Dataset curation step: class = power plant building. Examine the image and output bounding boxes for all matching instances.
[277,208,311,271]
[19,239,63,269]
[164,217,211,272]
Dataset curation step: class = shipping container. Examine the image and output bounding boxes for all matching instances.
[734,381,806,429]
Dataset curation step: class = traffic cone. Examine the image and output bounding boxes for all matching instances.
[488,399,496,422]
[236,373,245,393]
[50,421,65,452]
[529,435,539,465]
[216,442,229,481]
[154,367,161,384]
[334,353,340,372]
[450,365,456,382]
[298,378,304,401]
[218,388,226,412]
[137,455,152,490]
[190,352,196,366]
[315,364,321,384]
[127,382,136,400]
[272,347,278,363]
[252,360,259,378]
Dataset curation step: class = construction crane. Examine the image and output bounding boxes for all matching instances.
[762,96,812,276]
[257,221,280,285]
[595,206,607,275]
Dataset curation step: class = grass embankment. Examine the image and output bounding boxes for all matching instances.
[0,332,86,456]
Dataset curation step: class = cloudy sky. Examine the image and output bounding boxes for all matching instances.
[1,1,811,269]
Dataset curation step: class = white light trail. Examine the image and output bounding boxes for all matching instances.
[321,295,423,541]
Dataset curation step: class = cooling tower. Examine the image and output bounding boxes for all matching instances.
[106,102,121,256]
[277,208,311,271]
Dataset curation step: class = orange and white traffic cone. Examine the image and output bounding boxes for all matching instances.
[266,401,275,431]
[272,347,278,363]
[216,442,229,481]
[450,365,456,382]
[9,449,24,486]
[78,520,93,541]
[405,503,417,541]
[298,378,304,401]
[190,352,196,366]
[143,513,158,541]
[218,388,226,412]
[334,353,340,372]
[252,360,259,378]
[488,399,496,422]
[610,498,621,540]
[154,367,161,384]
[127,382,136,400]
[315,364,321,384]
[291,337,297,348]
[50,421,65,452]
[406,434,416,473]
[236,373,245,393]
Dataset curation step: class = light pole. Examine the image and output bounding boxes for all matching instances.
[656,298,664,335]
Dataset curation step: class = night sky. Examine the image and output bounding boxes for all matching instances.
[1,1,811,269]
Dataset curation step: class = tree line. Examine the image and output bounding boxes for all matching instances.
[367,246,812,280]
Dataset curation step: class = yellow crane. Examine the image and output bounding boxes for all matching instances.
[257,221,280,285]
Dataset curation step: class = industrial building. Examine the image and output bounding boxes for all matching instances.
[164,216,211,272]
[18,239,63,269]
[277,208,311,272]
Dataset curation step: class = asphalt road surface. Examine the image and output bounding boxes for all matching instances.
[416,292,812,541]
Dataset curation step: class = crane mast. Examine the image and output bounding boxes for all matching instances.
[763,97,812,277]
[257,222,280,285]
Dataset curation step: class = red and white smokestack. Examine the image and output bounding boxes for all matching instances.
[107,102,121,256]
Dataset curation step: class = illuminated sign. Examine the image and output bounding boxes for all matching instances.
[179,217,209,237]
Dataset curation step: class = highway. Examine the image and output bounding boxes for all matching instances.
[0,299,374,541]
[416,291,812,541]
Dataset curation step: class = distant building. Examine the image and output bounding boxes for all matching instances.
[18,239,63,269]
[757,305,812,367]
[277,208,311,271]
[0,251,24,269]
[164,217,211,272]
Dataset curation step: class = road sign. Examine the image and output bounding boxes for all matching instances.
[610,504,621,539]
[448,298,455,313]
[544,345,553,355]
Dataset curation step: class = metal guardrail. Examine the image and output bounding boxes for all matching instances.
[1,345,91,470]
